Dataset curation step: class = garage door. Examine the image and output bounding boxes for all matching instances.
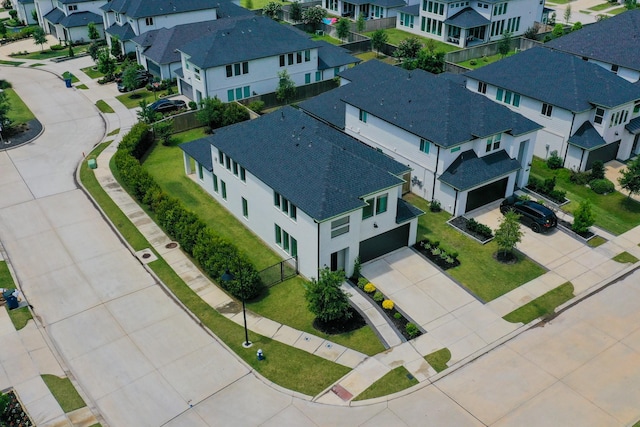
[359,224,410,263]
[465,177,508,213]
[179,79,194,101]
[586,141,620,170]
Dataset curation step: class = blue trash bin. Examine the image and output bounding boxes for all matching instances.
[2,289,18,310]
[64,78,72,88]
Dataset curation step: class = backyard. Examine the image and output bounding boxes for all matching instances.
[364,28,460,52]
[456,50,517,69]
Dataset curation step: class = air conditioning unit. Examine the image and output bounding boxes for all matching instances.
[315,30,324,36]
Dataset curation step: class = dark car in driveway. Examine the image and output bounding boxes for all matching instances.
[149,99,187,114]
[500,196,558,233]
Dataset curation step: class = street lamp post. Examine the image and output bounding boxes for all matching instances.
[221,268,252,348]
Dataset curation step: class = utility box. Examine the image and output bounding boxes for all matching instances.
[88,158,97,169]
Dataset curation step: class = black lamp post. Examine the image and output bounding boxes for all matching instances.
[221,268,252,348]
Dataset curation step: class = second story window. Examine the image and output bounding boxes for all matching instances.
[477,81,486,94]
[486,134,501,152]
[359,109,367,123]
[331,217,350,238]
[362,194,388,219]
[68,5,78,11]
[226,62,249,78]
[541,103,553,117]
[274,191,297,220]
[419,138,430,154]
[145,17,153,25]
[594,107,605,125]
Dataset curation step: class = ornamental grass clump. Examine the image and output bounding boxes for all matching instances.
[364,283,376,293]
[382,300,394,310]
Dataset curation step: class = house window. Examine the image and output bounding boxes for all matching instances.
[305,73,311,84]
[290,205,297,220]
[221,180,227,199]
[280,55,285,67]
[235,87,242,100]
[194,67,201,81]
[218,149,224,165]
[288,53,294,65]
[226,65,233,78]
[242,62,249,74]
[274,191,297,219]
[375,194,388,214]
[359,109,367,123]
[242,197,248,218]
[213,174,218,193]
[451,146,460,153]
[362,198,374,219]
[512,94,520,107]
[304,50,311,62]
[334,67,340,76]
[233,160,239,176]
[297,52,302,63]
[240,167,246,182]
[315,71,321,81]
[594,107,605,124]
[234,63,241,76]
[331,216,350,238]
[274,191,281,206]
[68,4,78,11]
[541,103,553,117]
[197,164,203,180]
[496,88,503,101]
[225,155,231,170]
[478,81,487,94]
[283,230,290,251]
[611,64,619,74]
[419,138,430,154]
[145,17,153,25]
[275,224,282,245]
[486,134,501,152]
[227,90,234,102]
[634,101,640,113]
[291,237,297,257]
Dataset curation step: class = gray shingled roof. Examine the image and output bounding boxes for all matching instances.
[60,11,102,28]
[567,121,606,150]
[179,16,319,68]
[627,116,640,135]
[439,150,521,191]
[180,107,409,221]
[444,7,489,29]
[181,139,213,171]
[102,0,216,18]
[17,0,34,4]
[317,41,361,70]
[396,198,424,223]
[106,23,137,41]
[467,47,640,112]
[397,4,419,15]
[58,0,97,3]
[545,10,640,73]
[43,8,64,25]
[370,0,408,7]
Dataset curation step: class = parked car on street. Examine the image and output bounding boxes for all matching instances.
[149,99,187,114]
[499,196,558,233]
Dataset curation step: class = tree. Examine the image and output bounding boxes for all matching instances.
[87,22,100,41]
[552,23,565,38]
[137,99,159,124]
[33,27,47,51]
[590,160,605,180]
[121,63,141,92]
[68,44,74,58]
[8,9,17,21]
[110,36,122,59]
[572,21,583,31]
[564,4,572,23]
[290,1,302,22]
[88,41,101,61]
[494,210,523,260]
[154,119,174,146]
[414,49,445,74]
[523,23,540,40]
[276,69,296,104]
[196,96,225,130]
[262,1,282,19]
[572,200,595,234]
[356,13,366,33]
[305,268,352,324]
[222,102,250,127]
[336,18,350,41]
[394,37,422,65]
[96,47,117,80]
[302,5,326,30]
[618,157,640,199]
[0,90,12,132]
[497,31,512,57]
[625,0,638,10]
[370,29,388,57]
[31,9,37,22]
[0,21,6,38]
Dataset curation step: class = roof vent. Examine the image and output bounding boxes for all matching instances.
[380,98,384,105]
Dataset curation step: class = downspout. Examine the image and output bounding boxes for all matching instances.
[453,189,458,215]
[578,149,585,171]
[316,220,320,277]
[562,114,576,168]
[432,146,441,201]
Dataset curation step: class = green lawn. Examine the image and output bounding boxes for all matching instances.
[0,60,24,66]
[241,0,290,9]
[311,33,343,45]
[364,28,460,53]
[612,251,639,264]
[355,52,397,65]
[95,100,114,113]
[608,6,627,14]
[29,63,46,67]
[12,45,88,60]
[4,88,36,124]
[80,65,104,79]
[425,347,451,372]
[587,235,607,248]
[503,282,574,324]
[588,2,613,11]
[457,50,517,69]
[41,375,86,413]
[530,157,640,235]
[76,84,88,90]
[1,261,32,330]
[116,86,178,109]
[353,366,418,401]
[107,128,120,136]
[407,194,546,301]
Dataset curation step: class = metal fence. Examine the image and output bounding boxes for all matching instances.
[239,79,339,109]
[444,36,541,63]
[259,257,298,287]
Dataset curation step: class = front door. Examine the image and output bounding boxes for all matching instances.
[330,248,347,272]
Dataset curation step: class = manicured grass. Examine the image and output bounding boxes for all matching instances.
[364,28,460,53]
[353,366,418,401]
[241,0,290,8]
[0,261,32,330]
[311,33,342,45]
[608,6,627,14]
[503,282,574,324]
[612,251,639,264]
[29,63,45,67]
[530,157,640,235]
[95,100,114,114]
[406,194,546,301]
[12,48,75,60]
[116,86,178,109]
[457,50,516,69]
[587,235,607,248]
[41,375,86,413]
[107,128,120,136]
[4,88,35,124]
[0,261,13,288]
[80,65,104,79]
[76,84,88,90]
[355,52,397,65]
[425,347,451,373]
[0,60,24,66]
[588,2,613,11]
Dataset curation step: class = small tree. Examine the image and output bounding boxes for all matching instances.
[88,41,101,61]
[625,0,638,10]
[137,99,159,124]
[110,36,122,58]
[0,21,6,38]
[276,69,296,104]
[370,29,388,57]
[121,63,141,92]
[414,49,445,74]
[196,96,225,130]
[590,160,605,180]
[245,0,253,9]
[572,200,595,234]
[87,22,100,41]
[552,23,565,38]
[356,13,366,32]
[523,24,540,40]
[290,1,302,22]
[618,157,640,199]
[564,4,572,24]
[497,31,512,57]
[302,5,326,30]
[33,26,47,51]
[68,43,74,57]
[9,9,17,21]
[394,37,423,64]
[572,21,583,31]
[222,102,250,127]
[336,17,350,41]
[154,119,174,146]
[262,1,282,19]
[0,90,12,131]
[305,268,352,324]
[494,210,523,260]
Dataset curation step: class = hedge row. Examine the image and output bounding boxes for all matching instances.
[113,123,263,299]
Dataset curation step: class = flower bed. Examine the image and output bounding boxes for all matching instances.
[0,390,33,426]
[448,216,493,244]
[413,239,460,270]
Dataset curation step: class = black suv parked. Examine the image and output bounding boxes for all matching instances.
[499,196,558,233]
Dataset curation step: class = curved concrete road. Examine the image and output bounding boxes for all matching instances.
[1,65,640,426]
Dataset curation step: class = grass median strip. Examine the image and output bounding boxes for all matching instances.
[0,60,24,66]
[425,347,451,373]
[612,251,639,264]
[41,375,86,413]
[95,100,114,114]
[1,261,33,330]
[503,282,574,324]
[353,366,418,401]
[5,88,35,124]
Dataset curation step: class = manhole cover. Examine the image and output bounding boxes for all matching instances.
[166,242,178,249]
[142,253,151,259]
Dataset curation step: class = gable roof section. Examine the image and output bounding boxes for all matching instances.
[397,4,420,15]
[444,7,489,29]
[545,10,640,73]
[317,41,361,70]
[106,23,137,41]
[178,16,318,68]
[102,0,217,18]
[627,116,640,135]
[181,107,408,221]
[43,8,64,24]
[439,150,521,191]
[181,140,213,172]
[567,121,607,150]
[60,11,102,28]
[467,47,640,112]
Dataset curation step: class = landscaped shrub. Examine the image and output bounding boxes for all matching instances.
[373,291,384,302]
[429,199,441,212]
[364,283,376,293]
[50,44,65,51]
[357,277,368,289]
[548,189,567,203]
[466,218,493,239]
[572,200,595,234]
[527,175,566,203]
[589,178,614,194]
[546,150,563,169]
[352,256,361,279]
[382,300,394,310]
[405,323,420,339]
[569,170,591,185]
[394,312,402,319]
[248,100,265,114]
[590,160,605,180]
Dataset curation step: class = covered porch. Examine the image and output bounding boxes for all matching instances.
[444,8,489,47]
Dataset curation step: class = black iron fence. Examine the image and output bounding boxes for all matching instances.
[259,257,298,287]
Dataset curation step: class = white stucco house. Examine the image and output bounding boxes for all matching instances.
[323,0,414,20]
[544,10,640,83]
[11,0,38,26]
[176,15,360,103]
[35,0,104,43]
[300,60,542,216]
[396,0,545,47]
[466,47,640,172]
[180,106,423,279]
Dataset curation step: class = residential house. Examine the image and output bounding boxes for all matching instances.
[396,0,544,47]
[101,0,219,54]
[300,60,542,216]
[35,0,104,43]
[176,15,360,103]
[12,0,38,26]
[544,9,640,83]
[323,0,411,20]
[466,47,640,172]
[180,106,423,279]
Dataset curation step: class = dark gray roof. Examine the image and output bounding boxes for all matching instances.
[567,121,606,150]
[626,116,640,135]
[179,16,318,68]
[438,71,466,86]
[370,0,408,7]
[338,58,400,83]
[17,0,34,4]
[102,0,216,18]
[397,4,419,15]
[214,1,254,18]
[181,139,213,171]
[396,198,424,223]
[467,47,640,112]
[317,41,361,70]
[545,10,640,73]
[43,8,64,25]
[58,0,97,3]
[439,150,521,191]
[60,11,102,28]
[106,23,137,41]
[444,7,489,29]
[180,107,409,221]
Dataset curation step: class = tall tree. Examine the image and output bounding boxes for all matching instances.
[196,97,225,130]
[262,1,282,19]
[276,70,296,104]
[110,36,122,58]
[336,17,350,41]
[494,210,523,260]
[0,90,12,132]
[302,5,326,30]
[33,27,47,51]
[618,157,640,199]
[96,47,116,80]
[87,22,100,41]
[137,99,159,124]
[394,37,423,64]
[121,63,141,92]
[572,200,595,234]
[370,29,388,57]
[497,31,512,57]
[356,13,366,33]
[290,1,302,22]
[305,268,352,324]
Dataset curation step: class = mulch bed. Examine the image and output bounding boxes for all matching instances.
[413,240,460,270]
[1,390,33,426]
[313,307,366,335]
[448,216,493,243]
